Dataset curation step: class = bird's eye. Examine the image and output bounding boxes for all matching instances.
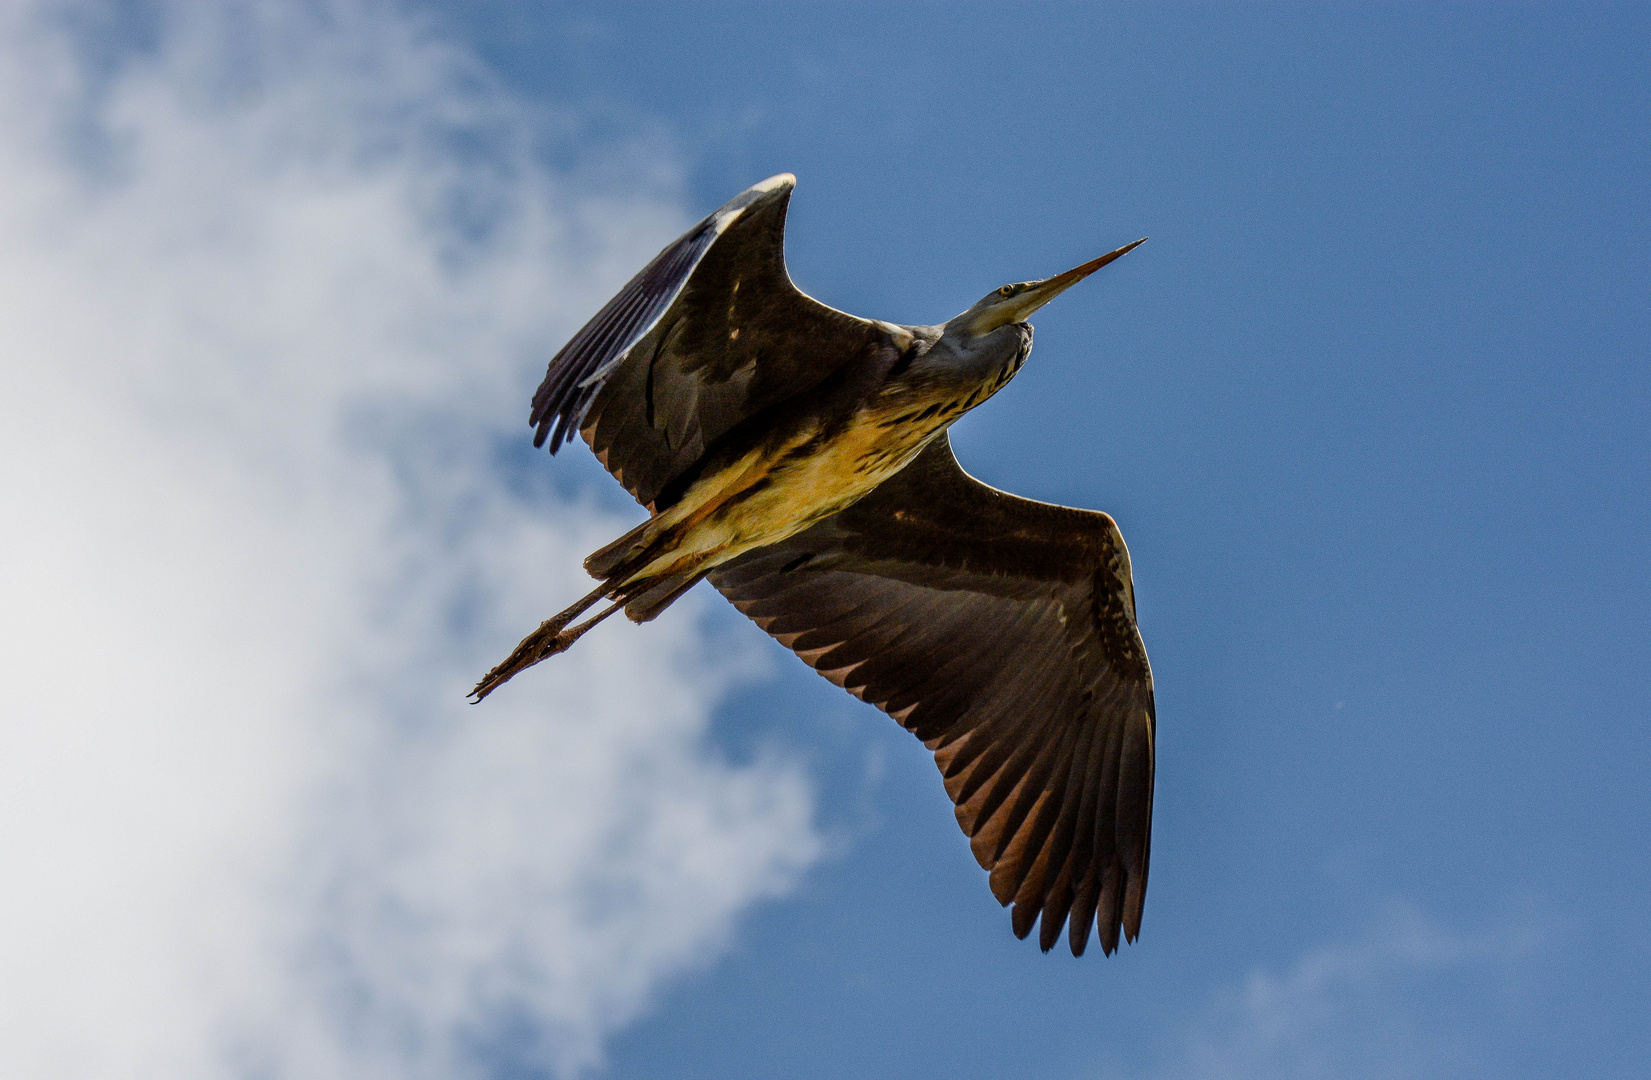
[998,285,1015,297]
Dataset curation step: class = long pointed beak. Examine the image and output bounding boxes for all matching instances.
[1011,237,1147,321]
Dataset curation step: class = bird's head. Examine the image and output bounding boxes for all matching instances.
[947,238,1147,340]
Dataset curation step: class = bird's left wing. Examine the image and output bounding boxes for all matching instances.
[530,174,905,511]
[709,433,1156,956]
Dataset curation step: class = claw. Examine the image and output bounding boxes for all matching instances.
[469,589,628,702]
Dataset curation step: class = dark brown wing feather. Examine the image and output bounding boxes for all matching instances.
[709,432,1156,955]
[530,174,900,511]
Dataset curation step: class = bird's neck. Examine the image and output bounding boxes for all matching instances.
[864,323,1032,441]
[921,322,1033,406]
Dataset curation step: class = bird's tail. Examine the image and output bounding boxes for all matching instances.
[623,570,703,623]
[583,517,655,580]
[580,519,707,620]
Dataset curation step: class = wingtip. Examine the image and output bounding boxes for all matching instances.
[713,173,797,231]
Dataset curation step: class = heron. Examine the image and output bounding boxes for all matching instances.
[472,174,1154,957]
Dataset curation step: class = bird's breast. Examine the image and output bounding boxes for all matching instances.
[735,396,954,532]
[636,390,965,579]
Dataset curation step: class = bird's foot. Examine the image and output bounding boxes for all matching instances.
[469,616,577,702]
[469,590,628,702]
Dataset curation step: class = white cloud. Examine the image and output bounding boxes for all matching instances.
[1120,904,1537,1080]
[0,3,819,1079]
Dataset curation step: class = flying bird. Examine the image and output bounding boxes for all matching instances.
[472,175,1154,957]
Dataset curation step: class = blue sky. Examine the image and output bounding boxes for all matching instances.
[0,3,1644,1079]
[454,5,1650,1077]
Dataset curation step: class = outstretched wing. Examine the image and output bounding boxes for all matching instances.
[530,173,904,511]
[709,432,1155,956]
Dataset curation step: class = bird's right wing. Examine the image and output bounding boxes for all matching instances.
[708,433,1155,956]
[530,174,906,511]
